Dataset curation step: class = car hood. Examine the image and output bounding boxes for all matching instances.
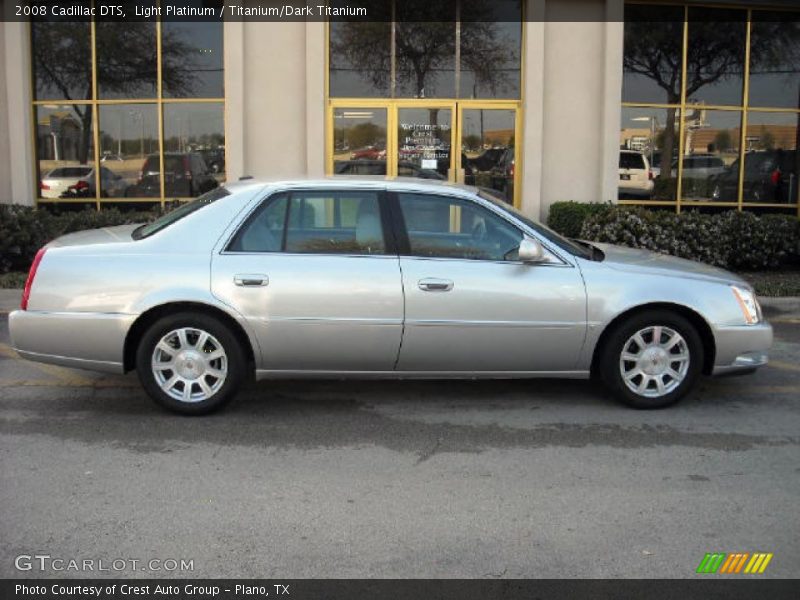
[48,224,142,248]
[591,242,748,286]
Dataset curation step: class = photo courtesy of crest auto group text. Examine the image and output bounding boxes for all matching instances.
[0,0,798,598]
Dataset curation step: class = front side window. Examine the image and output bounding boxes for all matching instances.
[229,191,386,255]
[397,193,521,261]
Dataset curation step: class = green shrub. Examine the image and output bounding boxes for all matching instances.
[1,205,158,273]
[547,201,611,238]
[580,207,800,271]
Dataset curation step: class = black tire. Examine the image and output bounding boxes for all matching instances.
[599,310,704,409]
[136,312,246,415]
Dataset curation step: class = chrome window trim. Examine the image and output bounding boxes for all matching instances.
[217,182,574,267]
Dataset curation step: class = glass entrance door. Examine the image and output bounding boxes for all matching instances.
[396,105,454,181]
[328,101,521,206]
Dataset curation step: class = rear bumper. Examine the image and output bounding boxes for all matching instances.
[9,310,134,374]
[711,322,773,375]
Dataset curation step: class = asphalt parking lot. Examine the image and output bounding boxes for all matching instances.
[1,309,798,579]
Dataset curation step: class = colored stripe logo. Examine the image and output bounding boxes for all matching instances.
[696,552,773,574]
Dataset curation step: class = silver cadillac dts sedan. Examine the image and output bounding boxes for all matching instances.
[10,179,772,414]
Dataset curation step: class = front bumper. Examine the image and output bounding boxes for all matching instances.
[711,322,773,375]
[9,310,134,374]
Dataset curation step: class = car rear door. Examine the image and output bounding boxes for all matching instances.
[390,190,587,373]
[211,187,404,372]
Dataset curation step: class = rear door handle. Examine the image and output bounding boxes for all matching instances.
[234,274,269,287]
[418,278,454,292]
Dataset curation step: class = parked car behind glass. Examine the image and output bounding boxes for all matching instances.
[40,166,126,199]
[126,152,218,198]
[712,149,798,204]
[618,150,654,199]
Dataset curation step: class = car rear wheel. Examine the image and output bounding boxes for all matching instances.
[136,312,246,415]
[599,310,703,409]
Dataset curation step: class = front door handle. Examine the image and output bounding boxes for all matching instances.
[234,273,269,287]
[418,278,454,292]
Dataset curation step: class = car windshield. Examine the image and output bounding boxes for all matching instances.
[477,189,595,260]
[132,187,230,240]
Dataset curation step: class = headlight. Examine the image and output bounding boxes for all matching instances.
[731,285,761,325]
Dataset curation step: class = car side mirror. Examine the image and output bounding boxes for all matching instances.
[518,237,546,263]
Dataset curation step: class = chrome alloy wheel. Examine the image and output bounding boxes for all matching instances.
[151,327,228,403]
[619,325,690,398]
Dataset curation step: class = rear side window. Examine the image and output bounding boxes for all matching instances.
[228,190,386,255]
[619,153,645,169]
[132,187,230,240]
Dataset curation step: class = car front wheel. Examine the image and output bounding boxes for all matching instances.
[136,312,246,415]
[599,311,703,409]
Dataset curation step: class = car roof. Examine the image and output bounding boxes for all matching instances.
[223,176,480,196]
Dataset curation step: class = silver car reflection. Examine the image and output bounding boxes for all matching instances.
[10,179,772,414]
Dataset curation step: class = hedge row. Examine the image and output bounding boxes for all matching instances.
[548,201,800,271]
[0,205,159,273]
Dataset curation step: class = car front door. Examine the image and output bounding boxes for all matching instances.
[211,187,404,372]
[392,191,587,373]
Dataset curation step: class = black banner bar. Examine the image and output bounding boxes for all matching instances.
[3,579,800,600]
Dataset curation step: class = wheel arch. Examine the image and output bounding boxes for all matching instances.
[590,302,716,377]
[123,301,257,373]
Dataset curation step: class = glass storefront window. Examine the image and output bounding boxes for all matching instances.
[161,21,224,98]
[622,4,684,106]
[98,104,159,198]
[31,21,91,101]
[619,107,678,201]
[680,110,742,203]
[743,112,799,205]
[622,3,799,213]
[394,0,457,99]
[686,9,746,107]
[329,21,392,98]
[31,19,224,206]
[328,0,522,100]
[35,104,95,200]
[164,103,226,197]
[749,12,800,110]
[96,22,157,99]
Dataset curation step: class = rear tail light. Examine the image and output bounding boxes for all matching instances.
[509,161,515,177]
[770,169,781,185]
[183,156,192,179]
[21,247,47,311]
[71,180,90,191]
[39,182,50,190]
[648,170,654,180]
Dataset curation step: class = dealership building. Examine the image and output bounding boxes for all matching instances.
[0,0,798,219]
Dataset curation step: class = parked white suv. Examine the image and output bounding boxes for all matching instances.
[619,150,654,199]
